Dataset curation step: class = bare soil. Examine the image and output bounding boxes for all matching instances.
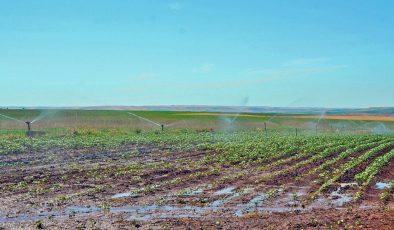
[0,143,393,229]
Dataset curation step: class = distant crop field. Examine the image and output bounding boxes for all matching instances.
[293,115,394,122]
[1,109,393,134]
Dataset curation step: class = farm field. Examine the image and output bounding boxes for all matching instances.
[3,0,394,229]
[293,115,394,122]
[1,109,393,132]
[0,110,394,229]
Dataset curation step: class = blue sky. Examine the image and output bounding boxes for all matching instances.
[1,0,393,107]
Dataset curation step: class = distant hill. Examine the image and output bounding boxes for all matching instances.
[4,105,393,116]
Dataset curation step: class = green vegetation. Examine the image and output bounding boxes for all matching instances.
[313,141,394,197]
[305,139,387,177]
[355,149,394,186]
[1,108,393,133]
[1,111,394,217]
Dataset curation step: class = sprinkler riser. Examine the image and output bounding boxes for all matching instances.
[25,121,31,131]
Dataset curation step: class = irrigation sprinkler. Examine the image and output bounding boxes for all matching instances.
[25,121,31,131]
[161,124,164,131]
[25,121,46,137]
[264,122,268,137]
[0,112,46,137]
[295,128,298,137]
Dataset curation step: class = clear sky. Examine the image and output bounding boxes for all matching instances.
[1,0,393,108]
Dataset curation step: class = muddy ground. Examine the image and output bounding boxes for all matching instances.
[0,143,393,230]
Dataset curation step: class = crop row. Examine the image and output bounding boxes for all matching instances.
[312,141,394,197]
[355,149,394,186]
[305,139,388,178]
[256,142,356,183]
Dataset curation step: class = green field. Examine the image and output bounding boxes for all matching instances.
[1,109,394,228]
[1,109,393,135]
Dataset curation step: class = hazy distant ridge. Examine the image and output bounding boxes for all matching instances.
[7,105,392,116]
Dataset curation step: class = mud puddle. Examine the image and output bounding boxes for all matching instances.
[375,182,392,189]
[330,187,352,206]
[234,193,268,217]
[210,187,240,207]
[313,183,357,207]
[66,206,101,215]
[111,192,141,199]
[214,187,235,196]
[0,185,366,224]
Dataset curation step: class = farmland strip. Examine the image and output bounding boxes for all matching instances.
[355,148,394,187]
[312,141,394,197]
[304,139,389,177]
[259,141,342,171]
[255,142,357,183]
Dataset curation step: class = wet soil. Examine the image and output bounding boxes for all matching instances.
[0,143,393,229]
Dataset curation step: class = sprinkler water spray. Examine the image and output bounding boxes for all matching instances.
[0,111,48,137]
[230,96,249,124]
[126,112,181,131]
[0,113,25,123]
[127,112,165,131]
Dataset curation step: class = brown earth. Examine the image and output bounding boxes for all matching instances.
[0,143,393,229]
[293,115,394,122]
